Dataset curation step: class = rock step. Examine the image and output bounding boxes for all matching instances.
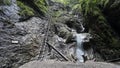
[19,60,120,68]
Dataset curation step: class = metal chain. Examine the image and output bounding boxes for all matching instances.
[38,0,52,60]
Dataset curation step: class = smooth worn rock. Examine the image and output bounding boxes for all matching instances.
[19,60,120,68]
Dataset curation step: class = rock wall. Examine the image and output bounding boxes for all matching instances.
[85,0,120,61]
[0,0,20,22]
[104,0,120,35]
[0,17,49,68]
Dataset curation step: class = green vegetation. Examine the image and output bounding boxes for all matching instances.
[52,0,70,6]
[72,0,109,24]
[73,0,109,15]
[16,0,47,17]
[52,10,68,23]
[4,0,11,5]
[0,0,11,5]
[17,1,35,17]
[111,37,120,48]
[53,0,109,24]
[34,0,47,14]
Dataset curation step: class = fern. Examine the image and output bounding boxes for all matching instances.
[72,0,109,23]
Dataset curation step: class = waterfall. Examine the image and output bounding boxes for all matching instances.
[75,33,91,62]
[80,23,85,32]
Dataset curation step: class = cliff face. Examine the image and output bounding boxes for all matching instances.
[86,0,120,61]
[104,0,120,35]
[0,0,84,67]
[0,0,48,68]
[0,17,49,68]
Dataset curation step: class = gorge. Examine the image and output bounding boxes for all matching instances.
[0,0,120,68]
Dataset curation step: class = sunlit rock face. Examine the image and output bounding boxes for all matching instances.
[0,0,20,22]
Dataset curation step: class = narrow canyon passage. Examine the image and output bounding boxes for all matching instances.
[0,0,120,68]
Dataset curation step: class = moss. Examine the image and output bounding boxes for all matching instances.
[16,0,47,17]
[17,0,35,17]
[0,0,11,5]
[52,0,70,6]
[4,0,11,5]
[58,27,71,39]
[34,0,47,13]
[111,38,120,48]
[51,9,71,24]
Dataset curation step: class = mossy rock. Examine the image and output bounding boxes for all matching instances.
[16,0,47,19]
[58,28,71,39]
[0,0,11,5]
[34,0,47,13]
[17,0,35,17]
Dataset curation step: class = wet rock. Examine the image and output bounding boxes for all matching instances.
[19,60,120,68]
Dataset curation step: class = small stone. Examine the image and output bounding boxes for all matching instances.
[12,40,19,44]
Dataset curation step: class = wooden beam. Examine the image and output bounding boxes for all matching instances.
[47,43,70,61]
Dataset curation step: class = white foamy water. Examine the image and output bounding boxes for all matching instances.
[75,33,91,62]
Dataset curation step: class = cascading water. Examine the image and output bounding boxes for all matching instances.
[75,33,91,62]
[71,20,91,62]
[71,14,92,62]
[76,34,85,62]
[71,27,91,62]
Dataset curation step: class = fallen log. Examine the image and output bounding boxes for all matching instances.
[47,42,70,61]
[106,58,120,62]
